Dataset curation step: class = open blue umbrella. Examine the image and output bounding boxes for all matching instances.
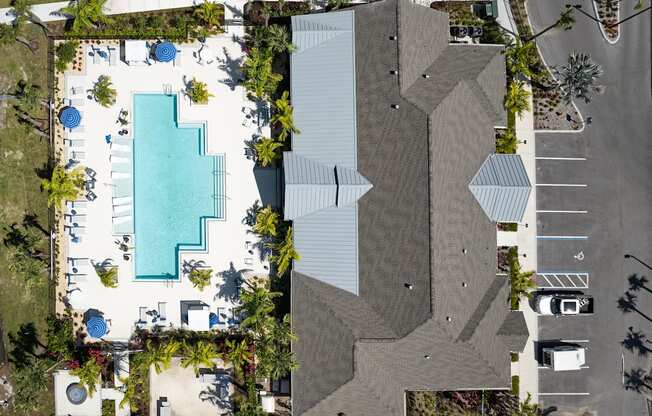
[86,315,107,338]
[59,106,81,129]
[209,312,219,328]
[155,41,177,62]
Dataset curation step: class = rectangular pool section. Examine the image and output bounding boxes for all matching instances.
[133,94,224,280]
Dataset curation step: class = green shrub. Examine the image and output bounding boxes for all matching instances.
[511,352,519,362]
[511,375,520,396]
[56,41,79,72]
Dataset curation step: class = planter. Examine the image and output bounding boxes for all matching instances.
[593,0,620,43]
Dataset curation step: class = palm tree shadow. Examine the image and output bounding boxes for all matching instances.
[624,368,652,399]
[628,274,652,294]
[617,292,652,322]
[622,327,652,357]
[23,212,49,237]
[8,322,46,369]
[215,262,243,303]
[219,47,243,91]
[34,162,52,180]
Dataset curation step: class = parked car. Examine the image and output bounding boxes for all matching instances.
[450,26,468,38]
[541,346,586,371]
[535,293,594,316]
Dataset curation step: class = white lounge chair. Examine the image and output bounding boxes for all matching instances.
[71,151,86,161]
[69,226,86,236]
[173,50,182,67]
[110,155,131,164]
[67,274,88,285]
[113,215,132,225]
[112,196,132,205]
[70,86,84,96]
[111,143,131,153]
[67,98,85,107]
[158,302,167,321]
[111,171,131,179]
[113,204,132,215]
[109,47,118,66]
[66,215,87,226]
[65,139,85,148]
[68,257,90,267]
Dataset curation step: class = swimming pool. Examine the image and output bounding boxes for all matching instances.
[133,94,224,280]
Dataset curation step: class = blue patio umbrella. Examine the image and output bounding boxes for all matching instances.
[86,315,107,338]
[209,312,219,327]
[59,106,81,129]
[155,41,177,62]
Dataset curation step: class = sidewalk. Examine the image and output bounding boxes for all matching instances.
[514,83,539,404]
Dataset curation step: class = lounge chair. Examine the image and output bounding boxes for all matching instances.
[112,196,132,205]
[111,171,131,179]
[216,307,227,324]
[110,155,131,164]
[158,302,167,321]
[69,226,86,236]
[173,50,182,67]
[67,98,85,107]
[113,204,132,215]
[92,50,101,64]
[71,151,85,161]
[137,307,148,327]
[113,215,132,225]
[244,257,253,266]
[66,214,87,226]
[86,191,97,201]
[68,258,90,267]
[70,86,84,96]
[111,143,131,153]
[109,47,118,66]
[85,167,96,178]
[65,139,85,148]
[67,274,88,285]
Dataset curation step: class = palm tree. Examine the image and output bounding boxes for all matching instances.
[504,80,531,118]
[254,137,282,167]
[270,227,300,276]
[71,358,102,396]
[256,346,298,380]
[242,47,283,101]
[10,0,50,36]
[225,338,252,374]
[271,91,299,141]
[505,41,537,81]
[141,339,180,374]
[512,393,539,416]
[41,165,85,208]
[91,75,117,107]
[0,22,35,53]
[94,265,118,288]
[509,257,535,307]
[496,128,520,154]
[252,206,279,237]
[266,25,296,55]
[236,283,281,333]
[193,0,224,33]
[188,78,213,104]
[622,329,652,357]
[16,82,46,114]
[60,0,113,33]
[180,341,220,376]
[554,52,603,104]
[188,268,213,291]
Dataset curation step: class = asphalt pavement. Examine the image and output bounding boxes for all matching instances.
[526,0,652,414]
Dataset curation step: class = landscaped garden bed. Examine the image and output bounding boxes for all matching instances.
[509,0,583,130]
[594,0,619,41]
[244,1,311,26]
[406,390,519,415]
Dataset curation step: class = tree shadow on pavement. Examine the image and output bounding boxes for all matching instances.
[628,274,652,294]
[617,291,652,322]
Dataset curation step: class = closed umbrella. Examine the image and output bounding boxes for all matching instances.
[59,107,81,129]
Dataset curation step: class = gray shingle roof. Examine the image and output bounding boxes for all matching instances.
[290,0,529,414]
[469,154,532,223]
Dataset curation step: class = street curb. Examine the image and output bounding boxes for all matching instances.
[591,0,620,45]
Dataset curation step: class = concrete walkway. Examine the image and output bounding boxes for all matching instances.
[514,82,539,405]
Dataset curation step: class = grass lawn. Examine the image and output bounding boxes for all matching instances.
[0,23,54,415]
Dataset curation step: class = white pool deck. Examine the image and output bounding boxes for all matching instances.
[60,28,271,342]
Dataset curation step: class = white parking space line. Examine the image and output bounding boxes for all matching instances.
[560,339,590,343]
[539,393,591,396]
[537,235,588,240]
[537,210,588,214]
[537,183,588,187]
[535,157,587,161]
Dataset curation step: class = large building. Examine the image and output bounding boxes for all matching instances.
[284,0,532,414]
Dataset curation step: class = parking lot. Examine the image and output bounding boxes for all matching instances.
[535,132,597,403]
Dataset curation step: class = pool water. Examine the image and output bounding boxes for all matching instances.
[133,94,224,280]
